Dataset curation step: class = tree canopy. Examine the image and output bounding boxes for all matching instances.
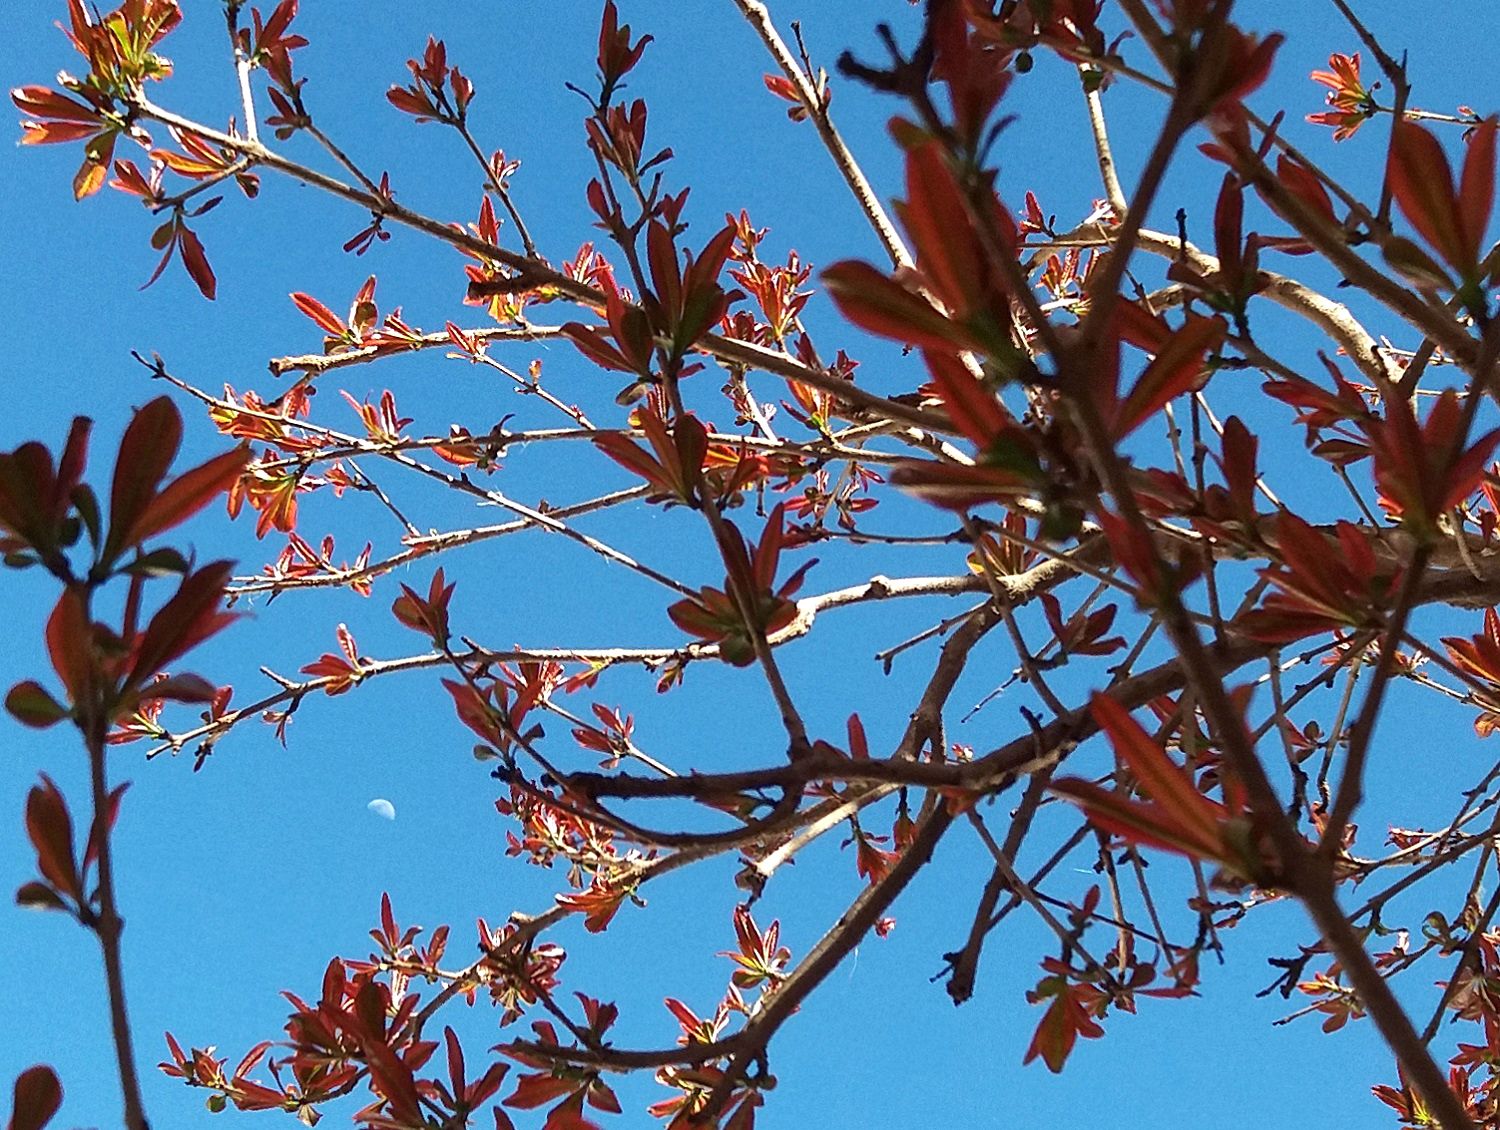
[7,2,1500,1128]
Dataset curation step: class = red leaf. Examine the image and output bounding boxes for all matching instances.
[559,323,634,374]
[889,458,1033,509]
[1051,695,1230,863]
[11,85,101,124]
[25,776,80,903]
[1048,777,1222,860]
[901,142,983,316]
[391,568,454,643]
[177,225,217,300]
[232,1042,274,1084]
[44,589,94,707]
[592,407,704,504]
[1023,987,1103,1073]
[923,349,1010,450]
[1115,315,1226,438]
[555,881,628,933]
[1094,510,1163,596]
[1273,155,1337,227]
[1218,415,1258,523]
[83,783,128,871]
[19,120,99,145]
[1114,301,1171,353]
[1388,120,1470,273]
[504,1072,577,1110]
[752,505,786,592]
[1458,118,1498,273]
[363,1038,423,1124]
[55,417,91,513]
[847,713,869,760]
[121,445,249,549]
[1212,174,1244,282]
[153,148,222,178]
[126,562,237,691]
[15,882,68,912]
[763,73,800,103]
[468,1062,510,1108]
[290,291,348,337]
[256,0,299,49]
[107,396,183,561]
[1092,694,1223,845]
[0,444,55,548]
[823,260,970,351]
[646,221,681,325]
[445,1026,466,1102]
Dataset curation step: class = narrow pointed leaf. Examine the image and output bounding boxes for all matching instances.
[122,445,249,549]
[823,261,971,351]
[1459,118,1498,272]
[1388,121,1467,272]
[1115,315,1225,438]
[1089,693,1225,851]
[105,397,182,561]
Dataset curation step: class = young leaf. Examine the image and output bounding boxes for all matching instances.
[6,1065,62,1130]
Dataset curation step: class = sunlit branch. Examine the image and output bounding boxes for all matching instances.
[268,324,568,376]
[732,0,915,271]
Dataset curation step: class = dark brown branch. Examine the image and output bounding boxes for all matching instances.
[85,720,149,1130]
[706,804,956,1117]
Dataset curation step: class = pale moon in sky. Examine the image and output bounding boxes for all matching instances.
[367,798,396,821]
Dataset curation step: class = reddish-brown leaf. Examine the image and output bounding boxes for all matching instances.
[1115,315,1226,438]
[106,396,183,562]
[646,221,681,326]
[178,225,217,300]
[1459,118,1498,274]
[15,881,68,912]
[11,85,101,124]
[923,349,1010,451]
[126,562,237,691]
[1274,155,1337,226]
[888,459,1033,510]
[121,445,249,550]
[7,1065,62,1130]
[83,783,128,871]
[560,324,634,374]
[363,1037,423,1124]
[1049,776,1223,861]
[1023,987,1103,1073]
[823,260,969,352]
[5,681,68,729]
[1073,694,1226,859]
[901,141,982,316]
[1212,174,1244,284]
[25,776,80,903]
[290,291,347,337]
[44,589,94,707]
[1388,120,1468,273]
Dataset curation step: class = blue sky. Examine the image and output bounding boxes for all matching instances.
[2,2,1498,1127]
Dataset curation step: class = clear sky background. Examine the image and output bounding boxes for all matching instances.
[3,2,1499,1128]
